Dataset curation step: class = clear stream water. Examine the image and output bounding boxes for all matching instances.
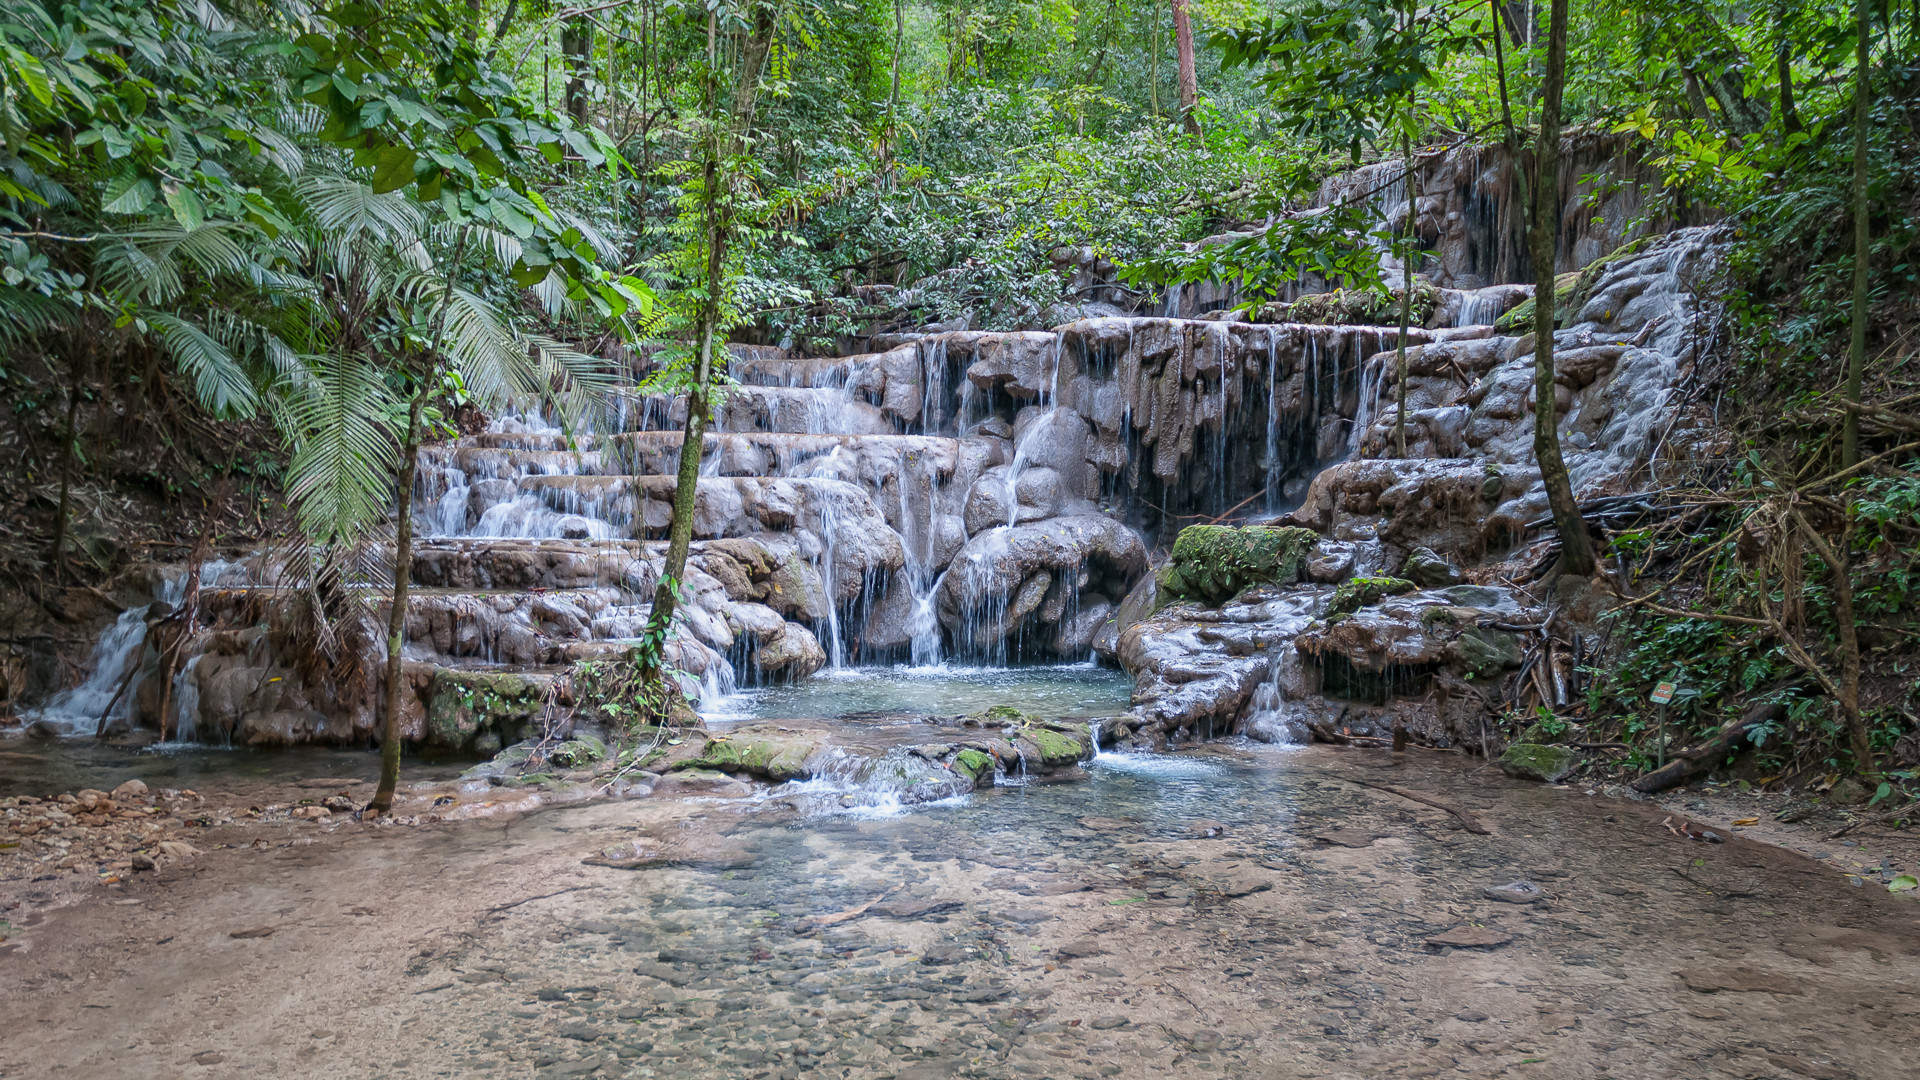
[239,743,1916,1080]
[0,665,1133,797]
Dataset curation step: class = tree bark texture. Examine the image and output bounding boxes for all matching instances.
[1528,0,1597,578]
[1843,0,1870,469]
[1173,0,1200,135]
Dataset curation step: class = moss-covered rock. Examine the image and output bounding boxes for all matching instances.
[1498,743,1584,783]
[548,733,607,768]
[1260,281,1438,327]
[1160,525,1320,605]
[1448,626,1523,679]
[953,748,997,783]
[425,670,548,751]
[976,704,1028,724]
[1327,575,1417,617]
[1024,724,1093,766]
[683,729,826,781]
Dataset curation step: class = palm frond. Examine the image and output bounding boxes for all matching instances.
[299,175,427,249]
[147,311,259,418]
[280,351,401,545]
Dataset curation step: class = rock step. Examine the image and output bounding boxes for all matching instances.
[614,384,899,436]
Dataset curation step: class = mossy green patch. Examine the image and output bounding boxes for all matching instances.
[1026,725,1091,766]
[953,748,997,781]
[1161,525,1320,605]
[683,731,823,781]
[1261,280,1438,327]
[1327,575,1417,616]
[1497,743,1584,783]
[426,669,548,751]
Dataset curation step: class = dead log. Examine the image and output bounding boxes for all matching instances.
[1629,701,1784,794]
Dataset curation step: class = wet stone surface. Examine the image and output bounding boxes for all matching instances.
[381,747,1917,1080]
[5,743,1917,1080]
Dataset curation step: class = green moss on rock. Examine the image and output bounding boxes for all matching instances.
[953,748,997,782]
[1498,743,1584,783]
[1327,575,1417,617]
[1026,725,1092,766]
[684,730,823,781]
[1448,626,1523,679]
[426,669,548,751]
[1160,525,1320,605]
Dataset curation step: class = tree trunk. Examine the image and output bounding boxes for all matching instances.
[1149,6,1161,117]
[1173,0,1200,136]
[485,0,520,62]
[1776,2,1802,135]
[562,17,592,126]
[1791,509,1875,774]
[369,228,470,815]
[47,345,88,580]
[1394,132,1416,459]
[1528,0,1596,578]
[1843,0,1870,469]
[642,9,745,689]
[367,385,426,816]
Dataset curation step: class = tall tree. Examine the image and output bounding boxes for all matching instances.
[1528,0,1597,578]
[640,4,765,694]
[1173,0,1201,135]
[1843,0,1871,469]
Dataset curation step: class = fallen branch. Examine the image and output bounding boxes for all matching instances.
[1629,701,1783,794]
[1827,798,1919,839]
[485,885,597,914]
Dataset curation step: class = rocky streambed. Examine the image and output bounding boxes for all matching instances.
[5,742,1917,1080]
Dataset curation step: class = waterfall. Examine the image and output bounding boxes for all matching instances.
[21,563,231,738]
[23,605,157,736]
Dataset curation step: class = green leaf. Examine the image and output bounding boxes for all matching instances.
[1890,875,1918,893]
[370,147,418,194]
[485,198,535,240]
[6,47,54,106]
[164,185,206,231]
[101,174,157,215]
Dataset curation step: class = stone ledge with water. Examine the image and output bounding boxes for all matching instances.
[15,211,1725,814]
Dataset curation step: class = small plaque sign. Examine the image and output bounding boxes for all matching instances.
[1650,681,1678,705]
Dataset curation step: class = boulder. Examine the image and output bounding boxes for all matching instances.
[936,515,1148,656]
[1399,546,1462,587]
[1498,743,1584,783]
[1328,576,1417,617]
[425,669,550,752]
[1158,525,1319,605]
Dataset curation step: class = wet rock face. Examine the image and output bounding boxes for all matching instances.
[1159,526,1320,605]
[934,515,1148,661]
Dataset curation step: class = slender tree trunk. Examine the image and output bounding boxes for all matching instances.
[1844,0,1871,469]
[643,10,741,688]
[1790,510,1874,773]
[369,228,471,816]
[1776,2,1802,135]
[1394,132,1415,459]
[1173,0,1200,136]
[1528,0,1596,578]
[884,0,903,179]
[47,345,88,580]
[1149,7,1161,118]
[485,0,519,62]
[367,384,426,815]
[563,17,593,126]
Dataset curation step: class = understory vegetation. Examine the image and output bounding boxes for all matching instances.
[1,0,1918,806]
